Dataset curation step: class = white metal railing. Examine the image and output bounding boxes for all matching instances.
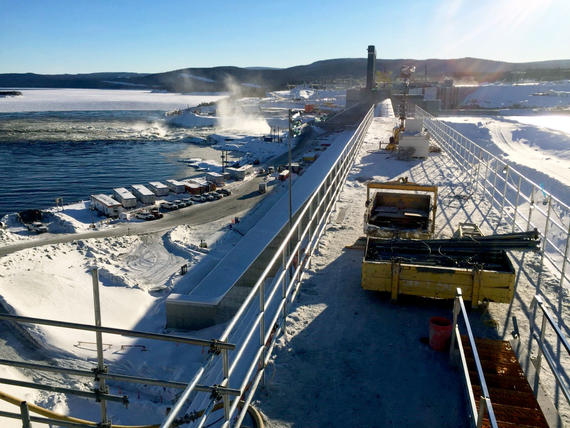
[450,289,499,428]
[416,106,570,289]
[162,105,375,427]
[0,267,238,428]
[530,295,570,405]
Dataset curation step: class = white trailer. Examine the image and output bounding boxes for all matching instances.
[148,181,169,196]
[206,172,225,186]
[90,194,121,217]
[227,165,252,181]
[132,184,156,205]
[166,179,186,194]
[113,187,137,208]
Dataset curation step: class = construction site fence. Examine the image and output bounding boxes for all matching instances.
[161,106,375,427]
[415,106,570,290]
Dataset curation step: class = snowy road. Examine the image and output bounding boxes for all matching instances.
[0,175,268,257]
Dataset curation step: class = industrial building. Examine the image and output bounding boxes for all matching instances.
[112,187,137,208]
[131,184,156,205]
[148,181,169,196]
[90,194,121,217]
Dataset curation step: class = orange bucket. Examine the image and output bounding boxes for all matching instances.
[429,317,452,351]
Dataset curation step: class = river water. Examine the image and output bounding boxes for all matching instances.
[0,90,228,218]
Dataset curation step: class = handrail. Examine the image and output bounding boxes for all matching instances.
[531,295,570,404]
[162,105,375,427]
[450,288,499,428]
[415,106,570,290]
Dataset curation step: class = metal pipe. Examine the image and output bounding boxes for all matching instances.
[449,289,460,362]
[513,176,522,232]
[160,358,212,428]
[0,313,234,349]
[0,358,239,395]
[534,296,570,354]
[532,332,570,404]
[533,312,548,397]
[539,196,552,272]
[0,410,96,428]
[20,401,31,428]
[91,268,107,424]
[559,222,570,288]
[0,377,127,405]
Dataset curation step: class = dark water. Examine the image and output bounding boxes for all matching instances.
[0,111,213,218]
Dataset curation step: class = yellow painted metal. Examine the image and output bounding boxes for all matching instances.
[361,240,515,305]
[365,180,438,237]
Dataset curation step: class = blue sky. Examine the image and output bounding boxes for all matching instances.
[1,0,569,73]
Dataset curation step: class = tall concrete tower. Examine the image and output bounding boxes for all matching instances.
[366,45,376,90]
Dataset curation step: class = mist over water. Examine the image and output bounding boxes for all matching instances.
[0,110,203,142]
[0,110,218,217]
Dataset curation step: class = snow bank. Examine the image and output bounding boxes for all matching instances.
[442,116,570,203]
[462,81,570,109]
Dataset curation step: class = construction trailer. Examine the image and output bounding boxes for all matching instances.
[166,179,186,194]
[112,188,137,209]
[131,184,156,205]
[206,172,225,186]
[148,181,169,197]
[184,182,202,195]
[361,236,516,306]
[90,194,121,217]
[364,180,437,239]
[227,165,252,181]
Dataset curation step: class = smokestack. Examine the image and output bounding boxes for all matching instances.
[366,45,376,90]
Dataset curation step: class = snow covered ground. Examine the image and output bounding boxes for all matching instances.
[441,115,570,204]
[462,81,570,110]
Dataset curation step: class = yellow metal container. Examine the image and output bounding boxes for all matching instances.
[361,238,515,306]
[365,180,437,239]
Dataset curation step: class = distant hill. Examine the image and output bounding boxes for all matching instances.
[1,58,569,92]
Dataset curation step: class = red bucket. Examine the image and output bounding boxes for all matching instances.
[429,317,452,351]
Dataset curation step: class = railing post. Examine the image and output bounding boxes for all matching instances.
[559,222,570,289]
[512,176,522,233]
[533,310,548,397]
[296,222,302,280]
[527,186,535,231]
[449,289,461,362]
[491,159,499,207]
[259,278,265,385]
[539,196,552,272]
[476,396,486,428]
[482,155,490,199]
[499,165,509,223]
[20,401,31,428]
[281,249,287,329]
[91,267,108,426]
[473,149,482,195]
[222,348,230,420]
